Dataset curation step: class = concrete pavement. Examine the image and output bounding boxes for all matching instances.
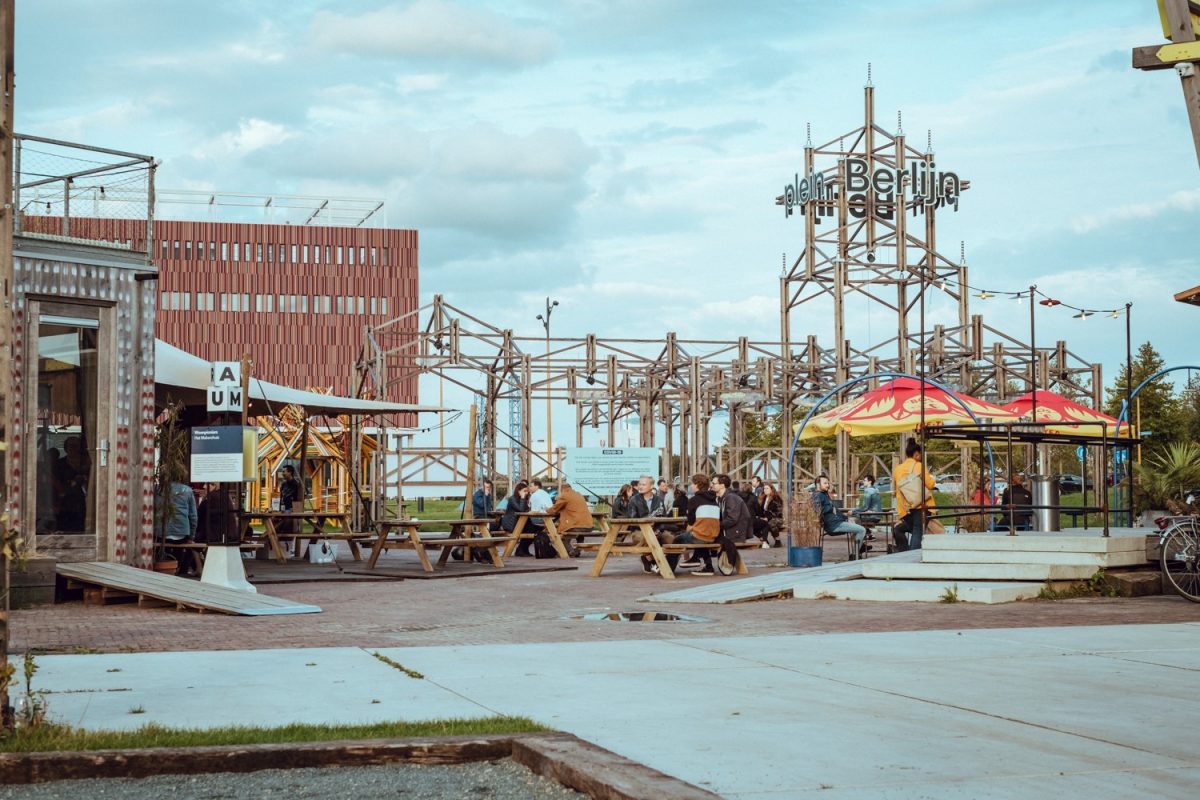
[25,622,1200,799]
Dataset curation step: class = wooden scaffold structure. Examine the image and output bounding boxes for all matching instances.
[356,76,1104,507]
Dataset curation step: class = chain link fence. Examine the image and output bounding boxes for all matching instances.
[13,133,155,253]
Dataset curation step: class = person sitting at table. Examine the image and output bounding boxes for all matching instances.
[714,474,752,543]
[672,485,689,515]
[658,478,675,514]
[528,478,553,532]
[855,475,882,524]
[970,477,996,508]
[547,482,592,557]
[501,481,532,556]
[674,474,721,576]
[628,475,665,518]
[611,483,634,519]
[753,482,785,548]
[472,479,494,519]
[996,472,1034,531]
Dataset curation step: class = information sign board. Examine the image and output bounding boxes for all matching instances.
[561,447,661,496]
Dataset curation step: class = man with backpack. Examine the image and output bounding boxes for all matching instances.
[892,439,937,551]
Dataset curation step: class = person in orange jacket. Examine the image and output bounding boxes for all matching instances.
[892,439,936,551]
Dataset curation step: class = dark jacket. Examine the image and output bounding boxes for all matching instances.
[758,494,783,521]
[279,477,303,510]
[196,487,238,544]
[813,488,847,533]
[500,493,528,532]
[719,490,753,541]
[610,493,632,518]
[1000,483,1034,526]
[472,488,494,518]
[628,491,665,519]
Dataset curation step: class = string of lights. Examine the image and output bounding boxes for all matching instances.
[898,264,1131,319]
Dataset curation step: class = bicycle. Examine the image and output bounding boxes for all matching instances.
[1157,515,1200,603]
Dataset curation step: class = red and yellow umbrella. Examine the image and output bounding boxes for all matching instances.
[799,378,1021,440]
[1002,390,1130,437]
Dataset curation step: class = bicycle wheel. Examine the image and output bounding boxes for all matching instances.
[1160,521,1200,603]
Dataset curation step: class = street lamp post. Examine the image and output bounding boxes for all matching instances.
[536,297,558,478]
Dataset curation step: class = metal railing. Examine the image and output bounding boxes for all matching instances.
[13,133,156,253]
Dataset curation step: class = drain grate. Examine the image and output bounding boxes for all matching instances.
[563,611,710,622]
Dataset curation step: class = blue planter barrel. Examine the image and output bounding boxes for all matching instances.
[788,545,823,568]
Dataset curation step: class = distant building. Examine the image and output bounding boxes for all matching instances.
[23,217,419,400]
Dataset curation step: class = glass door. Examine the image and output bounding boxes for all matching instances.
[33,312,100,537]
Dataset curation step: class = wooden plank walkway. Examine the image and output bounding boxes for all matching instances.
[56,562,322,616]
[642,550,922,605]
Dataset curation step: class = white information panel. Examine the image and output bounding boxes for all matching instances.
[562,447,661,497]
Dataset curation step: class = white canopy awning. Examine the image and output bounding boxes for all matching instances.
[155,339,448,417]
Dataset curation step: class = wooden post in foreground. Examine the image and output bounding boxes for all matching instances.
[0,0,15,730]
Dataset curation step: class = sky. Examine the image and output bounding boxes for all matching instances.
[15,0,1200,453]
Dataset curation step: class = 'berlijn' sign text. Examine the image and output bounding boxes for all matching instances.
[779,157,963,219]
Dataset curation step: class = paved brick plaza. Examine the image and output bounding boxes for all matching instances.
[11,545,1200,655]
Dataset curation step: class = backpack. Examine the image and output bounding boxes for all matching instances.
[533,531,556,559]
[896,463,927,508]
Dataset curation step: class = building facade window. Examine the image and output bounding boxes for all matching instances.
[380,297,388,315]
[221,241,228,260]
[300,295,308,313]
[357,296,365,314]
[322,296,331,313]
[302,245,309,264]
[371,247,377,266]
[185,241,192,258]
[256,243,263,262]
[348,247,355,266]
[336,246,344,265]
[335,297,344,314]
[291,244,298,262]
[325,245,331,263]
[359,247,366,265]
[182,292,191,311]
[370,297,377,315]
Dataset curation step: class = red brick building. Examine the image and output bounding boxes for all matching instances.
[23,217,419,399]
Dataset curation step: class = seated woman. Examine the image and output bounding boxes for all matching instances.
[753,482,785,547]
[610,483,634,519]
[501,481,532,556]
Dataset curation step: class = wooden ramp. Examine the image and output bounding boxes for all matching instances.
[56,562,321,616]
[643,550,922,605]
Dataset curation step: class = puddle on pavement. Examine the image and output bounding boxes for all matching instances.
[562,611,711,623]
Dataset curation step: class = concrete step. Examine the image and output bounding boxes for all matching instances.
[791,579,1060,604]
[861,561,1097,582]
[922,533,1149,554]
[920,549,1146,567]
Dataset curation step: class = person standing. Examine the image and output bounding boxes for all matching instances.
[278,465,304,535]
[156,480,198,575]
[892,439,936,551]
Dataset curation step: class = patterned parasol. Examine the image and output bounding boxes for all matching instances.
[798,378,1021,440]
[1002,390,1130,437]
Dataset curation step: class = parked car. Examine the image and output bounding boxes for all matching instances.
[935,474,963,494]
[1057,474,1094,494]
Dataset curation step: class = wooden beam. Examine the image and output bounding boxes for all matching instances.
[1175,284,1200,305]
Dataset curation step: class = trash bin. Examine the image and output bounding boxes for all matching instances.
[1029,475,1060,531]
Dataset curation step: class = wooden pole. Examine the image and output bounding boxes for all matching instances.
[463,404,477,520]
[0,0,15,730]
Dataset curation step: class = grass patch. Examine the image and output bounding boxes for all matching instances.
[0,716,548,754]
[939,584,961,603]
[371,651,424,679]
[1037,570,1118,600]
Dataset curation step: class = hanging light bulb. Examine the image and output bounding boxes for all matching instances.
[1073,310,1092,320]
[974,290,994,300]
[1039,298,1061,307]
[1109,310,1121,319]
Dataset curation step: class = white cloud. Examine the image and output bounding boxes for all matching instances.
[191,118,295,161]
[312,0,558,68]
[1068,189,1200,234]
[396,73,450,94]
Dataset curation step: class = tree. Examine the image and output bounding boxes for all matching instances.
[1104,342,1183,449]
[1180,374,1200,444]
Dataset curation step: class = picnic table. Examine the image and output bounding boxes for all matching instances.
[590,517,749,580]
[240,511,359,565]
[500,511,610,559]
[366,518,511,572]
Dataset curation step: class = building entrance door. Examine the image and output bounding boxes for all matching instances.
[27,301,108,561]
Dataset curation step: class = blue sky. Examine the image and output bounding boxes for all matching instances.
[15,1,1200,429]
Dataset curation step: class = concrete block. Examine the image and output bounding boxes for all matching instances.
[861,561,1096,582]
[920,549,1146,567]
[923,533,1150,554]
[790,580,1052,603]
[1101,569,1162,597]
